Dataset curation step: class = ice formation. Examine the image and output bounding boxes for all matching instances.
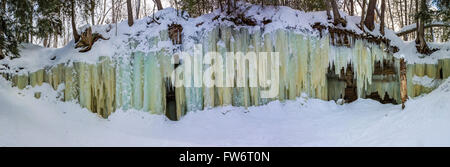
[1,3,449,119]
[4,28,412,119]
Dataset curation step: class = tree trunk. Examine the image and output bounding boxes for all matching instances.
[388,0,395,30]
[43,35,48,48]
[143,0,147,16]
[71,0,80,43]
[350,0,354,16]
[91,0,95,25]
[400,58,407,109]
[397,0,404,28]
[330,0,346,26]
[218,0,223,11]
[430,27,434,42]
[227,0,231,14]
[326,0,332,20]
[364,0,377,31]
[155,0,163,10]
[403,0,408,40]
[30,11,33,44]
[127,0,134,26]
[360,0,366,28]
[111,0,115,24]
[343,0,347,13]
[415,0,429,54]
[415,0,419,40]
[112,0,118,36]
[49,34,52,47]
[380,0,386,35]
[403,0,408,28]
[136,0,141,19]
[53,32,58,48]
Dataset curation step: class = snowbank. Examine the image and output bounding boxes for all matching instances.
[2,76,450,146]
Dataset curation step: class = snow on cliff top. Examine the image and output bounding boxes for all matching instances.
[1,2,448,74]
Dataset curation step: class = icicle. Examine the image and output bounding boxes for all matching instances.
[143,53,164,114]
[132,52,144,110]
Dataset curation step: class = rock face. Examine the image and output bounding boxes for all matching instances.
[4,27,450,120]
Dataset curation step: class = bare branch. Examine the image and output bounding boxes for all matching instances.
[396,22,450,36]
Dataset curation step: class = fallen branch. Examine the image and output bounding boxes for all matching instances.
[396,22,450,36]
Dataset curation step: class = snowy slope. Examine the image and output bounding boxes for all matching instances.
[2,76,450,146]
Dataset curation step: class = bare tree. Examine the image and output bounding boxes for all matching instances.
[53,32,58,48]
[71,0,80,43]
[127,0,133,26]
[91,0,96,25]
[154,0,163,10]
[330,0,347,26]
[396,0,404,28]
[326,0,332,20]
[360,0,366,28]
[349,0,354,16]
[403,0,408,40]
[380,0,385,35]
[387,0,395,30]
[136,0,141,19]
[364,0,377,31]
[396,22,450,36]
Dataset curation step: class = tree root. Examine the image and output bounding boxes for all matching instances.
[75,27,109,53]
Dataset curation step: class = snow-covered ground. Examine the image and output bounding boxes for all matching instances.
[1,76,450,147]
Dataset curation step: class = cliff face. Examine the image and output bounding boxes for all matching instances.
[1,3,449,119]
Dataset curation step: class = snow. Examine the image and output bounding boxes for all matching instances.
[412,75,441,88]
[395,41,450,64]
[2,76,450,146]
[395,21,448,35]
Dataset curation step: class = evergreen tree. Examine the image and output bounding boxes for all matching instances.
[35,0,64,42]
[0,6,19,59]
[0,0,33,59]
[6,0,34,43]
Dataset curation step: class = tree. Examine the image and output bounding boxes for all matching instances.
[127,0,133,26]
[136,0,141,19]
[364,0,377,31]
[0,4,19,59]
[91,0,96,25]
[35,0,64,47]
[326,0,332,20]
[380,0,386,35]
[396,22,450,36]
[71,0,80,43]
[155,0,163,10]
[329,0,347,26]
[6,0,34,43]
[415,0,431,54]
[387,0,395,30]
[360,0,366,28]
[349,0,354,16]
